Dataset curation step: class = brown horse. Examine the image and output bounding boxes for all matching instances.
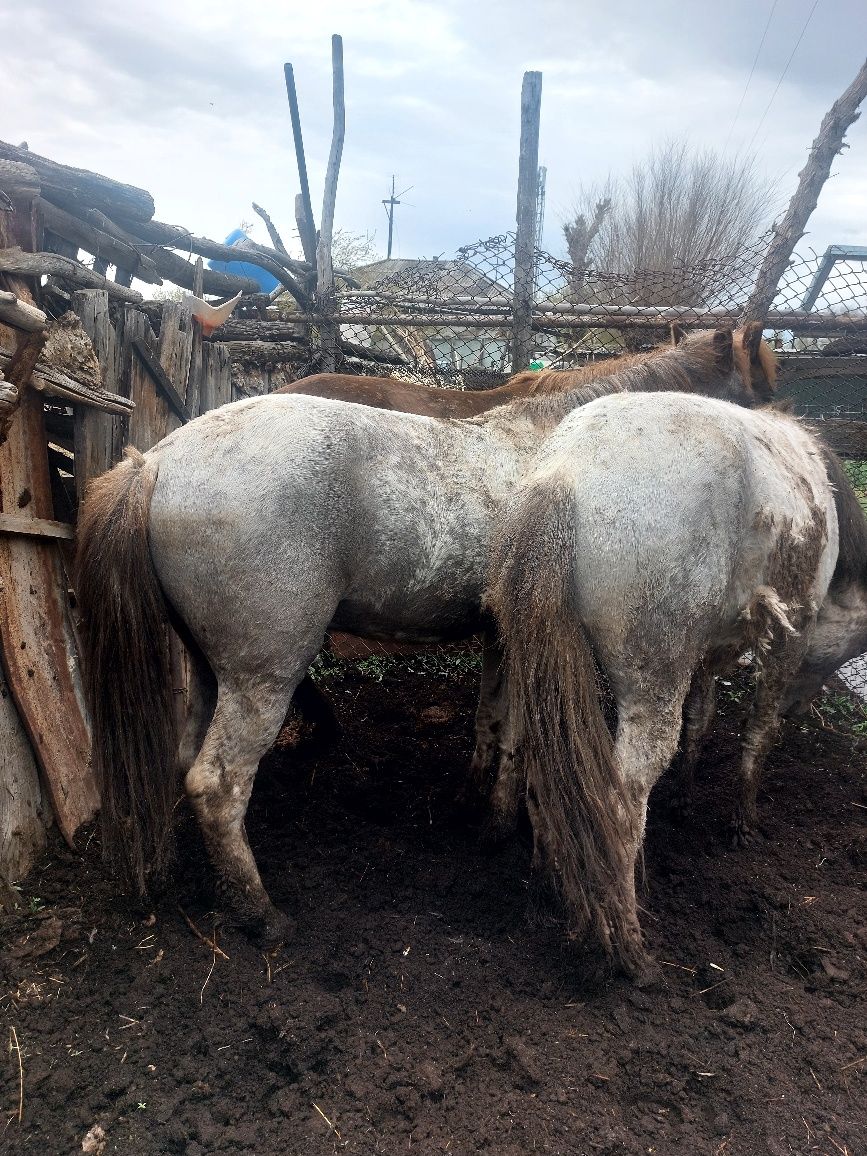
[276,323,778,416]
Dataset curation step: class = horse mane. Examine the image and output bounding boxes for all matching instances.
[502,331,739,428]
[507,327,778,403]
[508,351,655,396]
[819,446,867,591]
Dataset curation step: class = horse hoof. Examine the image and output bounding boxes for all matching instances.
[253,910,296,950]
[729,817,761,849]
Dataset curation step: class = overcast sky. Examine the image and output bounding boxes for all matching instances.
[2,0,866,265]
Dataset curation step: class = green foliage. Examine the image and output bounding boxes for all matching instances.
[812,690,867,736]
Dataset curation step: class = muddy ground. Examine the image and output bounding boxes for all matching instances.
[1,663,865,1155]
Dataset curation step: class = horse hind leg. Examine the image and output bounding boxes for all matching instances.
[670,664,718,815]
[606,689,691,965]
[732,595,814,846]
[185,676,301,945]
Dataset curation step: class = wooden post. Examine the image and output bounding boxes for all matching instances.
[317,35,345,374]
[511,71,542,373]
[745,58,867,325]
[284,63,318,265]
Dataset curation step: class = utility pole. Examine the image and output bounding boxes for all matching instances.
[382,175,400,259]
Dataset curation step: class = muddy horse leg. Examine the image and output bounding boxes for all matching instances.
[610,693,690,966]
[670,665,717,814]
[732,628,811,846]
[177,647,217,778]
[184,677,299,944]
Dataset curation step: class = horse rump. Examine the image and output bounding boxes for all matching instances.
[75,447,178,893]
[485,480,646,975]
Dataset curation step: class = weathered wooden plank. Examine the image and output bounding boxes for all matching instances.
[0,388,98,845]
[0,660,46,893]
[71,290,125,499]
[0,512,74,540]
[512,70,542,373]
[121,308,172,451]
[132,337,191,424]
[199,341,232,413]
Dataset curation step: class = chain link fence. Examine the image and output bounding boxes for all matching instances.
[258,232,867,718]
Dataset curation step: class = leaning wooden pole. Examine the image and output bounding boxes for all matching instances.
[317,35,345,374]
[511,71,543,373]
[284,63,318,266]
[744,58,867,325]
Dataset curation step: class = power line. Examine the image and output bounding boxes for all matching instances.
[745,0,821,155]
[723,0,779,153]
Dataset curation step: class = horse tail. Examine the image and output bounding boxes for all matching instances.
[76,447,177,894]
[486,480,644,974]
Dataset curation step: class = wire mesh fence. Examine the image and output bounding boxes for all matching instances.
[275,231,867,720]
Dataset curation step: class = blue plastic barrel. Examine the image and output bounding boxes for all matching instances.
[207,229,279,293]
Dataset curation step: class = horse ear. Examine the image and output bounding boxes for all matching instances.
[741,320,764,363]
[712,328,734,371]
[670,322,686,347]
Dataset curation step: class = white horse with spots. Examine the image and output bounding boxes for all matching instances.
[486,392,858,975]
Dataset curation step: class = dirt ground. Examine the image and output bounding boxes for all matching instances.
[1,664,865,1156]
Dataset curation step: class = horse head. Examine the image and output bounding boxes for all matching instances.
[734,321,778,406]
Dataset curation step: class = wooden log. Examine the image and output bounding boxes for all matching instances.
[0,246,143,302]
[222,340,309,365]
[809,418,867,458]
[115,216,311,295]
[0,139,155,222]
[0,289,46,332]
[512,71,542,373]
[40,199,163,285]
[316,36,346,374]
[71,290,125,497]
[745,59,867,325]
[134,238,260,298]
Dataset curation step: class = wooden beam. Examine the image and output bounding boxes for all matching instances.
[0,512,75,540]
[284,63,318,265]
